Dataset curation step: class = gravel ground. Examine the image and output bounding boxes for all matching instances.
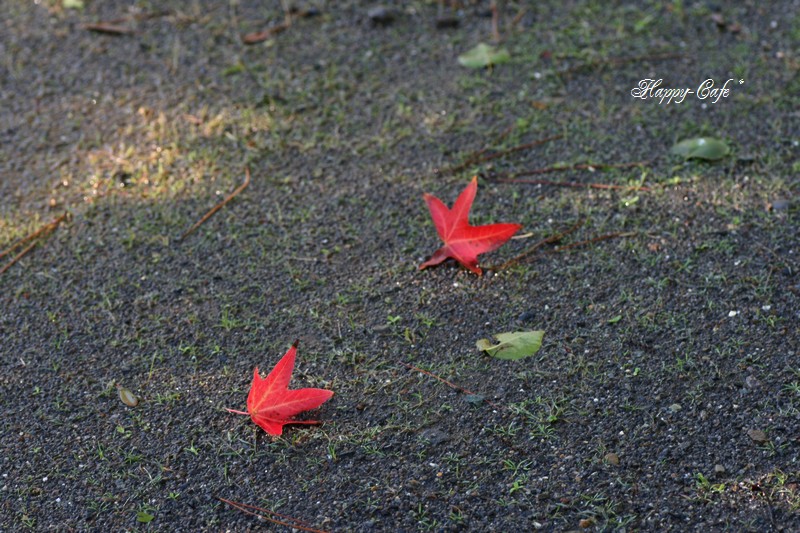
[1,1,799,531]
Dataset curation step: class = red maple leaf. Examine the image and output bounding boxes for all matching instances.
[420,176,521,275]
[226,341,333,436]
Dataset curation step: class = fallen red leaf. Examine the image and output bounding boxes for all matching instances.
[226,341,333,436]
[420,176,521,275]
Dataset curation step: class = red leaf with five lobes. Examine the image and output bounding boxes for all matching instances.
[226,341,333,436]
[420,176,522,275]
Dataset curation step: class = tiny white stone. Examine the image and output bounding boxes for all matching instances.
[728,310,738,317]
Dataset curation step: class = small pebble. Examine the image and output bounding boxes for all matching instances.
[604,452,620,466]
[714,464,726,474]
[368,6,395,25]
[747,429,768,443]
[745,375,760,389]
[420,428,449,446]
[771,198,791,211]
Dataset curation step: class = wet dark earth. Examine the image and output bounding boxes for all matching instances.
[1,1,799,531]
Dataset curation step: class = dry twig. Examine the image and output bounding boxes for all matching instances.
[81,23,137,35]
[466,135,563,169]
[490,0,500,42]
[0,213,68,276]
[0,212,68,261]
[400,362,502,410]
[494,160,650,179]
[497,218,584,270]
[242,1,318,44]
[552,231,637,253]
[217,497,329,533]
[561,52,684,75]
[497,177,650,192]
[0,242,39,276]
[242,22,290,44]
[446,132,561,175]
[179,168,251,241]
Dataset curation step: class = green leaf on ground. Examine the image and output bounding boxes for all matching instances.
[464,394,485,405]
[670,137,730,160]
[64,0,85,9]
[136,511,154,523]
[476,331,544,360]
[458,43,511,69]
[607,314,622,324]
[117,384,139,407]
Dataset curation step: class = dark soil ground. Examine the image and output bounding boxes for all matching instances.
[2,1,799,531]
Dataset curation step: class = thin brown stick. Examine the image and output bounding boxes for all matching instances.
[0,241,38,276]
[490,1,500,43]
[400,362,502,410]
[447,133,561,175]
[510,7,526,31]
[242,22,290,44]
[469,135,563,167]
[82,23,137,35]
[242,1,294,44]
[111,10,172,24]
[496,160,650,179]
[0,212,68,261]
[444,124,515,174]
[217,497,329,533]
[498,177,650,192]
[755,241,800,271]
[180,168,251,241]
[497,218,584,270]
[561,52,684,75]
[499,231,637,268]
[552,231,637,253]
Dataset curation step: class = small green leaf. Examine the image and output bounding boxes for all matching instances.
[64,0,85,9]
[117,384,139,407]
[620,195,639,208]
[222,63,245,77]
[671,137,730,161]
[607,314,622,324]
[476,331,544,360]
[136,511,154,523]
[464,394,485,406]
[634,14,655,33]
[458,43,511,69]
